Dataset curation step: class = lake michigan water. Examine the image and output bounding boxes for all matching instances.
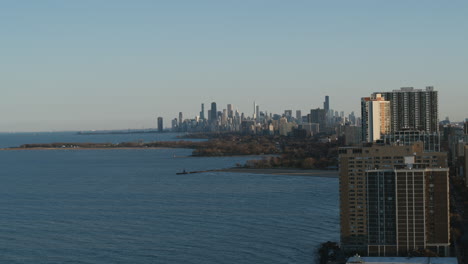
[0,132,339,264]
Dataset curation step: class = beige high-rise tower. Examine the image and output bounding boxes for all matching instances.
[361,94,391,142]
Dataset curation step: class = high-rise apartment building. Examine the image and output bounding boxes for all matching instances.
[361,94,391,142]
[367,166,450,256]
[361,87,440,152]
[339,143,449,256]
[157,117,163,132]
[375,87,439,133]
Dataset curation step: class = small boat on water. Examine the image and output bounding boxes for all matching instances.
[176,169,216,175]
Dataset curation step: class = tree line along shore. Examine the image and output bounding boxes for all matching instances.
[8,133,339,170]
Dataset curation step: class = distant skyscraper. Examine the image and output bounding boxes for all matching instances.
[464,119,468,135]
[178,112,183,127]
[256,104,260,122]
[279,117,289,136]
[210,102,217,124]
[253,101,257,120]
[200,103,205,120]
[222,109,227,124]
[157,117,163,132]
[324,95,330,112]
[171,118,178,131]
[310,108,326,132]
[296,110,302,120]
[349,111,356,125]
[227,104,233,118]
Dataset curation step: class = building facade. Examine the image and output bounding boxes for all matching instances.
[361,94,391,142]
[374,87,439,133]
[344,125,362,146]
[367,167,449,256]
[465,145,468,187]
[310,108,326,132]
[339,143,449,256]
[381,130,441,152]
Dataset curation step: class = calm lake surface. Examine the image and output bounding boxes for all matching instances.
[0,132,339,263]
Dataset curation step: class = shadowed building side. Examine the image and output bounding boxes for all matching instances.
[339,143,449,256]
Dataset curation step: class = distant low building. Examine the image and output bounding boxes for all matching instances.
[344,125,362,146]
[240,120,255,134]
[301,123,320,136]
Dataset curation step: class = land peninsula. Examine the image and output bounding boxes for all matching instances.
[5,133,339,170]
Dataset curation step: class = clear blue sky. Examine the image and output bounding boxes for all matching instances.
[1,0,467,131]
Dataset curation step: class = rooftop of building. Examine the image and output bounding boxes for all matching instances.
[338,142,425,153]
[392,86,435,92]
[371,86,436,94]
[347,256,457,264]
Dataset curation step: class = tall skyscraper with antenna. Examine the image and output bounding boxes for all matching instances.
[200,103,205,120]
[253,101,257,120]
